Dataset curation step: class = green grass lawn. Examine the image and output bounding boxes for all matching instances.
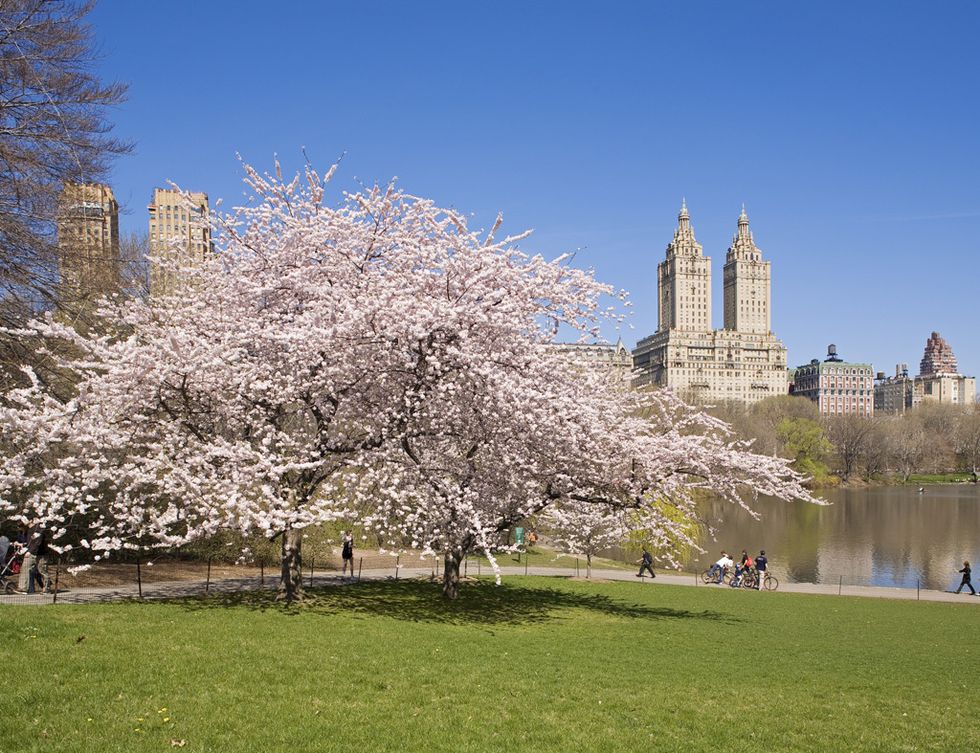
[903,473,975,484]
[1,577,976,753]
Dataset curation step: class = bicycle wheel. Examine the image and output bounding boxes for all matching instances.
[763,574,779,591]
[701,569,714,584]
[741,573,757,589]
[722,572,734,586]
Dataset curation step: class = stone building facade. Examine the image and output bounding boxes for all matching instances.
[553,339,632,374]
[148,188,212,296]
[791,345,874,416]
[632,203,787,404]
[57,182,120,310]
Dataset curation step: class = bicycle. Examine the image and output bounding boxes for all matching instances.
[758,572,778,591]
[701,567,732,585]
[734,569,758,589]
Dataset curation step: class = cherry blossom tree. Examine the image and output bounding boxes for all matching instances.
[0,158,818,602]
[544,503,632,578]
[0,160,621,599]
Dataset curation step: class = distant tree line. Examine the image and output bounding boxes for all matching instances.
[707,396,980,486]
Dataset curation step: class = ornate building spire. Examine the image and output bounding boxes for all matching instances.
[667,198,702,257]
[727,204,760,262]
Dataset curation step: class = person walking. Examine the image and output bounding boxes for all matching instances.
[24,526,49,594]
[16,525,33,593]
[635,548,656,579]
[754,550,768,590]
[341,531,355,580]
[955,561,976,595]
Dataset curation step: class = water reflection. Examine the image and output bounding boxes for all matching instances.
[686,485,980,591]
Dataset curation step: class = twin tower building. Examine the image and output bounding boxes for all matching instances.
[632,201,787,403]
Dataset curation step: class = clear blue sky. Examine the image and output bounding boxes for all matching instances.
[90,1,980,379]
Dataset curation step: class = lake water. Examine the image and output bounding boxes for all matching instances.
[686,484,980,592]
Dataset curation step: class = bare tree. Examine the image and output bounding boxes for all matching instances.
[824,414,875,482]
[118,230,149,299]
[861,417,891,481]
[955,405,980,482]
[913,402,960,472]
[0,0,130,376]
[887,417,929,483]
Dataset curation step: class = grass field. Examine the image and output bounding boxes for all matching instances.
[1,577,976,753]
[904,472,976,485]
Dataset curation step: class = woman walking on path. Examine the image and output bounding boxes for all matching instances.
[955,561,976,595]
[341,531,355,580]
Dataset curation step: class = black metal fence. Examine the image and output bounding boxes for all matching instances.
[0,550,448,605]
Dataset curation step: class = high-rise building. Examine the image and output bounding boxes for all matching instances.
[148,188,212,296]
[791,345,874,417]
[875,333,975,413]
[57,182,120,312]
[632,203,788,404]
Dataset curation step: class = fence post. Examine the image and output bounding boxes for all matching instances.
[136,557,143,600]
[205,556,212,594]
[477,558,481,576]
[838,575,842,596]
[917,579,920,601]
[309,556,315,588]
[525,556,528,576]
[576,558,580,578]
[260,559,264,588]
[52,558,60,604]
[357,557,363,582]
[464,558,468,577]
[395,553,400,580]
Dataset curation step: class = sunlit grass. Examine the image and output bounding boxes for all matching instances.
[1,577,976,752]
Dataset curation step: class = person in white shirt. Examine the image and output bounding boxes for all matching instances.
[707,552,734,584]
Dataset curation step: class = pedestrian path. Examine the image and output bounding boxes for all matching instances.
[2,563,978,605]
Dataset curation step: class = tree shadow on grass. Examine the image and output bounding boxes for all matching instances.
[171,577,742,628]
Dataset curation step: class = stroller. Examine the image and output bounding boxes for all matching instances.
[0,549,20,595]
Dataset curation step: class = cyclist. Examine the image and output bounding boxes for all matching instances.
[707,551,733,584]
[734,550,754,587]
[754,549,768,590]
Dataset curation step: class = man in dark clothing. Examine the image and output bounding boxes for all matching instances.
[955,561,976,595]
[635,548,656,579]
[26,527,49,594]
[754,550,768,590]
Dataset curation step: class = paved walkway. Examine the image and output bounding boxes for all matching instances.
[2,564,978,605]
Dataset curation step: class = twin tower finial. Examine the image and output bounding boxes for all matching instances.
[677,199,749,225]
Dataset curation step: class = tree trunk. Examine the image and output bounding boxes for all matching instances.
[442,548,464,600]
[586,553,592,579]
[278,527,304,602]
